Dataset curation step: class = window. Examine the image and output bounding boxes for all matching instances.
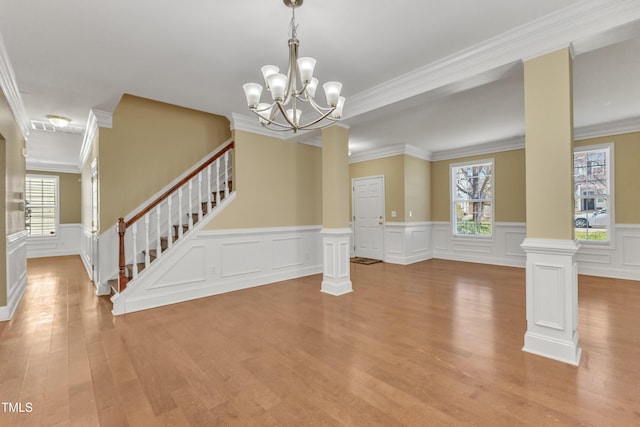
[25,175,58,237]
[451,159,493,237]
[574,144,612,242]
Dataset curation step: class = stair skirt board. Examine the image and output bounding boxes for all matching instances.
[111,225,323,315]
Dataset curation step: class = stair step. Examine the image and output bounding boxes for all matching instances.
[160,235,178,250]
[173,224,189,235]
[108,278,123,293]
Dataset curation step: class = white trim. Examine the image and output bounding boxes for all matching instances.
[383,222,433,265]
[349,144,432,164]
[344,1,640,122]
[2,231,28,321]
[79,109,112,169]
[574,116,640,141]
[0,33,30,140]
[25,160,81,174]
[111,224,323,315]
[432,136,525,161]
[93,109,113,128]
[27,223,82,259]
[320,228,352,296]
[231,113,285,139]
[521,238,581,365]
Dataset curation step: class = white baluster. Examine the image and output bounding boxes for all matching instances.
[132,222,138,279]
[144,213,150,268]
[224,150,229,196]
[156,205,161,259]
[207,164,212,214]
[167,195,173,249]
[198,172,203,220]
[188,179,193,230]
[178,187,183,239]
[215,158,220,205]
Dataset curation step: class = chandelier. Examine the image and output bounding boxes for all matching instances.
[242,0,345,133]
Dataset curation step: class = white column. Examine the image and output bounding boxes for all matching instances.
[521,238,581,365]
[321,228,353,296]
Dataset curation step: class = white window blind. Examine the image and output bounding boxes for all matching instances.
[26,176,58,237]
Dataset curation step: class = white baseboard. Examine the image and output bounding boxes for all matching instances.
[27,224,81,259]
[1,231,28,321]
[111,225,323,315]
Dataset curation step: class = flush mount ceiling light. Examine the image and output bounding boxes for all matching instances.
[46,115,71,128]
[242,0,345,133]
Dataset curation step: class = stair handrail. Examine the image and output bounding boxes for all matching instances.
[117,140,235,290]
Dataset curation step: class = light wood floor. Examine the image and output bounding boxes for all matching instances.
[1,256,639,426]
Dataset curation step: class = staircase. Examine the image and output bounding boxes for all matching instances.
[109,140,235,295]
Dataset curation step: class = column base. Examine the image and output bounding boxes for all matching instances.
[520,238,582,366]
[523,331,582,366]
[320,228,353,296]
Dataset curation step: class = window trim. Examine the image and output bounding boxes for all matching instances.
[25,174,60,240]
[450,158,495,240]
[573,142,615,247]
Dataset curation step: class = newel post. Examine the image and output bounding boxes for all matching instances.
[117,217,127,292]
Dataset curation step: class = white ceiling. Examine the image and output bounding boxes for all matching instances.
[0,0,639,170]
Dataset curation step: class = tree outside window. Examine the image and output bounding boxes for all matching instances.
[451,160,493,237]
[574,145,612,242]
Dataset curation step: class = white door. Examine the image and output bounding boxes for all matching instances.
[353,176,384,260]
[90,159,99,283]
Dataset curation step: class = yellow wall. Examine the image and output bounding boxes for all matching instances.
[205,130,322,229]
[27,170,81,224]
[576,131,640,224]
[350,155,405,222]
[524,48,574,240]
[404,155,431,222]
[322,125,350,228]
[0,91,26,307]
[99,95,231,229]
[431,149,526,223]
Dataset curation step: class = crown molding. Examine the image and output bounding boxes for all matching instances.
[349,144,431,164]
[0,33,30,140]
[345,0,640,121]
[574,116,640,140]
[93,109,113,128]
[26,159,81,174]
[431,135,526,161]
[231,113,287,140]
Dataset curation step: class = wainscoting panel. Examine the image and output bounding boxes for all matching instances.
[1,231,28,321]
[111,226,323,315]
[384,222,432,265]
[27,224,81,259]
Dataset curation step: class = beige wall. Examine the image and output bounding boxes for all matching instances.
[0,91,26,307]
[404,155,431,222]
[350,155,405,222]
[27,170,81,224]
[431,149,526,223]
[206,130,322,229]
[576,131,640,224]
[98,95,231,229]
[322,125,350,228]
[524,48,574,240]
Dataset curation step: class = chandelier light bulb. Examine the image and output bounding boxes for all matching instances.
[261,65,280,88]
[286,108,302,126]
[332,96,346,119]
[257,103,272,124]
[297,57,316,83]
[242,83,263,108]
[323,81,342,107]
[267,73,288,101]
[306,77,318,98]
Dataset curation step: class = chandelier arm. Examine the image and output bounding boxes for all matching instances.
[306,95,335,115]
[275,101,298,129]
[283,38,299,105]
[294,108,337,129]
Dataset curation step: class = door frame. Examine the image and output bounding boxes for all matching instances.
[90,158,99,284]
[351,175,385,259]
